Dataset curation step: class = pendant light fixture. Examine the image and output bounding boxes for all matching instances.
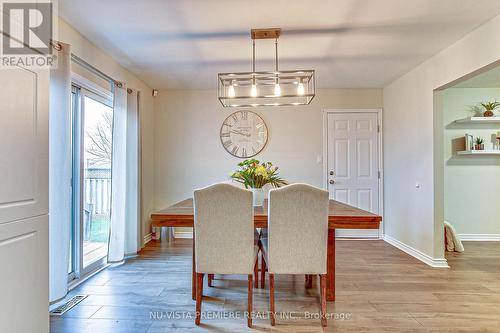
[218,28,315,107]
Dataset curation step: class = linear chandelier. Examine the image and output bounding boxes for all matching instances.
[218,28,315,107]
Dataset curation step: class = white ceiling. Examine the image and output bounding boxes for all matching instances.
[59,0,500,90]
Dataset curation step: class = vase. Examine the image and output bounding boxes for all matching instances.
[251,188,265,206]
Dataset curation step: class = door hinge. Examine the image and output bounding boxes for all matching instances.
[378,171,381,179]
[377,125,380,133]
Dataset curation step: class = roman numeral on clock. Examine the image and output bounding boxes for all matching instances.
[231,146,239,155]
[223,140,232,148]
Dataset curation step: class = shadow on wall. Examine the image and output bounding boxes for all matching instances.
[446,156,500,166]
[445,122,497,130]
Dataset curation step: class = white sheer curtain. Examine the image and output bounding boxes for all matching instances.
[49,42,72,302]
[108,85,141,262]
[125,89,141,255]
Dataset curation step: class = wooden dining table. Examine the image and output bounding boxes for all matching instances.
[151,198,382,302]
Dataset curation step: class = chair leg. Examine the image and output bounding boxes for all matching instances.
[306,274,314,288]
[254,259,259,288]
[208,274,213,287]
[247,274,253,328]
[269,274,275,326]
[195,273,204,325]
[319,274,327,327]
[260,253,266,289]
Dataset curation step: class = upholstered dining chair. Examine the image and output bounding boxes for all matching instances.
[260,183,329,327]
[193,183,259,327]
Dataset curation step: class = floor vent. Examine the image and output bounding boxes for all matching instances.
[50,295,88,316]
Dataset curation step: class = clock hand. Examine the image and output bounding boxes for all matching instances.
[230,130,251,137]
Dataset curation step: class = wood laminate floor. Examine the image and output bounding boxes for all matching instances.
[50,239,500,332]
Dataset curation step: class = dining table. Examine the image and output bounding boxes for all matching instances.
[151,198,382,302]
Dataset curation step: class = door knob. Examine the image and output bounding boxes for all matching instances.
[329,180,335,184]
[329,170,335,176]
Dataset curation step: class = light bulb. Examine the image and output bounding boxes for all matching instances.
[228,84,235,98]
[297,82,305,96]
[274,83,281,97]
[251,84,258,97]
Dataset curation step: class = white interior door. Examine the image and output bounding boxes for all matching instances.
[0,67,49,332]
[327,111,381,238]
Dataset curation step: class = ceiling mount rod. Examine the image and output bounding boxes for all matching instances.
[275,38,279,72]
[252,39,256,73]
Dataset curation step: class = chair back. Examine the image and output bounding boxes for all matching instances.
[194,183,254,274]
[268,183,329,274]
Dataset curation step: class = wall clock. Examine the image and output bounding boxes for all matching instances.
[220,110,268,158]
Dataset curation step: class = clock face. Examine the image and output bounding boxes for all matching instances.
[220,110,268,158]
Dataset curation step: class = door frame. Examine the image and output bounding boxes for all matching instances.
[322,108,384,238]
[70,75,113,281]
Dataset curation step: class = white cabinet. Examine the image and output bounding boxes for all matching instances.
[0,67,49,333]
[0,216,49,332]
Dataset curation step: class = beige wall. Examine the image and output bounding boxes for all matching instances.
[443,88,500,236]
[383,14,500,265]
[58,18,156,244]
[154,89,383,214]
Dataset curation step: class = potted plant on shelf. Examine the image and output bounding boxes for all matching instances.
[474,137,485,150]
[230,159,287,206]
[480,101,500,117]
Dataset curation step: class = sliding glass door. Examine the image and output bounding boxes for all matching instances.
[70,83,114,279]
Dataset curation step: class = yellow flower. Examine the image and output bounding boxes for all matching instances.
[255,165,268,177]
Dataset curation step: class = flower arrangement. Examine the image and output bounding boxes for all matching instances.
[230,159,287,189]
[480,101,500,117]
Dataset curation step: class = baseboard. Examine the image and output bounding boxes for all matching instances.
[143,233,152,244]
[383,234,449,268]
[458,234,500,241]
[173,230,193,239]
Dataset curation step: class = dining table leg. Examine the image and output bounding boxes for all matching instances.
[326,228,335,301]
[192,234,196,301]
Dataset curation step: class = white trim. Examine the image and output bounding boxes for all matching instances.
[458,234,500,241]
[174,230,193,239]
[336,238,380,241]
[71,72,113,102]
[66,264,109,295]
[383,235,449,268]
[143,233,152,245]
[322,108,384,239]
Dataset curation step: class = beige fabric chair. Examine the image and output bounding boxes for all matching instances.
[193,183,259,327]
[260,183,329,326]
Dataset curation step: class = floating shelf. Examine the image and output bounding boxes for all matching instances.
[455,117,500,124]
[457,150,500,155]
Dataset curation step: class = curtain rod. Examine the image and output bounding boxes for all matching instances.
[71,53,121,87]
